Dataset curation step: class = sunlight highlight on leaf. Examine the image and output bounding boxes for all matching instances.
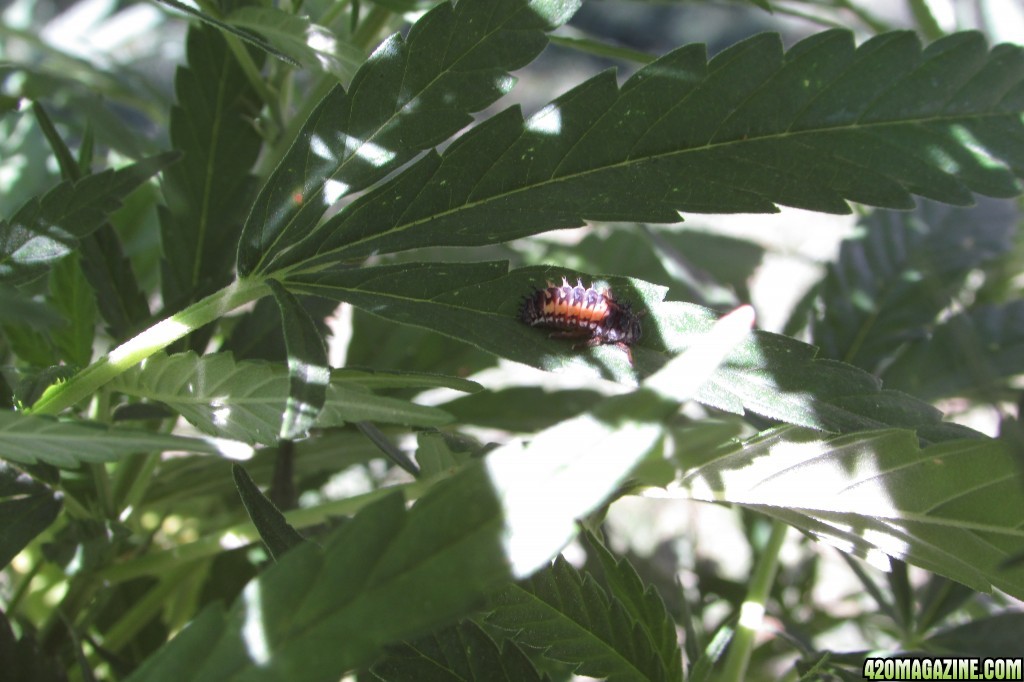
[323,179,350,205]
[242,583,271,667]
[343,136,397,168]
[526,104,562,135]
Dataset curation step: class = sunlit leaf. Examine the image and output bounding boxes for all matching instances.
[265,30,1024,273]
[237,0,581,275]
[288,261,979,440]
[0,411,218,468]
[678,426,1024,599]
[110,352,454,445]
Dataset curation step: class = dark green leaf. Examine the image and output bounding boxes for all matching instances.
[925,612,1024,656]
[0,285,63,329]
[126,304,745,680]
[489,554,675,682]
[31,102,79,181]
[232,464,306,561]
[0,460,61,569]
[227,7,363,79]
[882,301,1024,400]
[238,0,581,275]
[268,279,331,440]
[372,620,548,682]
[810,198,1016,371]
[0,608,67,682]
[159,24,261,313]
[0,152,179,284]
[678,426,1024,599]
[221,292,334,363]
[47,256,96,367]
[584,531,683,682]
[151,0,299,66]
[124,475,513,681]
[268,30,1024,273]
[77,222,152,340]
[288,261,979,439]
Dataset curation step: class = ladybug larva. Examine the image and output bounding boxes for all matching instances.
[520,277,643,363]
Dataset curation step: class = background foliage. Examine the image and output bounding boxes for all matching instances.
[2,0,1024,680]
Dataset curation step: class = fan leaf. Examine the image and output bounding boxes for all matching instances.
[268,279,330,440]
[288,260,980,440]
[488,554,676,682]
[0,460,61,569]
[0,153,179,285]
[678,426,1024,599]
[810,198,1016,371]
[261,29,1024,273]
[160,24,262,312]
[372,620,548,682]
[237,0,580,275]
[109,352,454,446]
[0,411,218,468]
[882,300,1024,400]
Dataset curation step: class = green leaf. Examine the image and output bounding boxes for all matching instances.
[237,0,580,275]
[0,411,218,468]
[288,261,979,440]
[0,152,179,284]
[0,608,66,682]
[31,101,79,181]
[109,352,454,446]
[219,295,335,362]
[159,24,261,312]
[150,0,299,67]
[233,464,306,561]
[882,301,1024,400]
[0,285,63,329]
[810,198,1016,371]
[677,426,1024,599]
[268,279,330,440]
[488,554,676,682]
[124,477,513,681]
[267,30,1024,273]
[227,7,364,80]
[584,531,683,682]
[925,612,1024,656]
[372,620,549,682]
[416,431,473,478]
[47,255,96,367]
[0,460,61,568]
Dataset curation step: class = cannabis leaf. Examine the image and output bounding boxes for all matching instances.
[250,28,1024,274]
[678,426,1024,599]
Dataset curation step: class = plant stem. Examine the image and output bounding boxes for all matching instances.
[719,520,788,682]
[29,278,269,416]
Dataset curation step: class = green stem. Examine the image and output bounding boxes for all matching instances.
[29,279,269,416]
[719,520,788,682]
